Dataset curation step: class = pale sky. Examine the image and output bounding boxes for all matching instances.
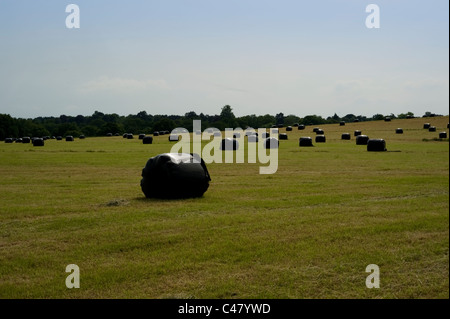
[0,0,448,118]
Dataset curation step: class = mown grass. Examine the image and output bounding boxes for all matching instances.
[0,116,448,298]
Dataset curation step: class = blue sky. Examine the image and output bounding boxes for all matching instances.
[0,0,448,118]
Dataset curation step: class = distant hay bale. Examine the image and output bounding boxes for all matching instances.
[298,124,305,130]
[428,126,436,132]
[299,137,313,147]
[127,133,134,139]
[56,136,62,141]
[395,128,403,134]
[315,129,324,135]
[286,126,293,131]
[4,138,13,143]
[277,124,284,128]
[169,135,179,142]
[356,135,369,145]
[354,130,362,137]
[106,133,113,137]
[123,133,128,138]
[354,119,360,123]
[264,137,279,149]
[271,125,277,128]
[367,139,387,152]
[33,138,44,147]
[15,138,23,143]
[341,133,351,140]
[423,123,430,129]
[248,135,259,143]
[384,117,391,122]
[22,137,31,143]
[79,135,85,139]
[153,131,159,136]
[293,123,299,127]
[279,133,288,140]
[66,136,74,142]
[139,134,145,140]
[143,136,153,144]
[315,135,326,143]
[220,138,238,150]
[313,127,319,133]
[114,133,120,136]
[340,121,345,126]
[439,132,447,139]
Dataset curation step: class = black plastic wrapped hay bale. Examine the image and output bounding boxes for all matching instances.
[66,136,74,142]
[4,138,13,143]
[299,137,313,147]
[56,136,62,141]
[15,138,23,143]
[140,153,211,199]
[123,133,128,138]
[423,123,430,129]
[169,135,179,142]
[313,127,319,133]
[139,134,145,140]
[279,133,288,140]
[33,138,44,147]
[286,126,293,131]
[248,135,258,143]
[298,124,305,130]
[439,132,447,139]
[220,138,239,150]
[315,129,324,135]
[79,135,85,139]
[384,117,391,122]
[127,133,134,139]
[340,121,346,126]
[356,135,369,145]
[395,128,403,134]
[106,133,113,137]
[153,131,159,136]
[447,123,449,129]
[428,126,436,132]
[293,123,299,127]
[264,137,279,149]
[22,137,31,143]
[341,133,351,140]
[143,136,153,144]
[354,130,362,137]
[315,135,326,143]
[367,139,387,152]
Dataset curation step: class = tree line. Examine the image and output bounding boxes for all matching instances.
[0,106,438,140]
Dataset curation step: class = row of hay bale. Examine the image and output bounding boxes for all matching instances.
[3,135,81,146]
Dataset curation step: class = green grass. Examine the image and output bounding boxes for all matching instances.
[0,116,448,299]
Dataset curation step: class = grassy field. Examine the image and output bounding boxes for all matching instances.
[0,116,448,299]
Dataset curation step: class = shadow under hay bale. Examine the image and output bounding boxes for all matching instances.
[140,153,211,199]
[299,137,313,147]
[356,135,370,145]
[341,133,351,140]
[354,130,362,137]
[423,123,431,129]
[429,126,436,132]
[220,138,239,150]
[279,133,288,140]
[66,136,74,142]
[367,139,387,152]
[298,124,305,130]
[395,128,403,134]
[143,136,153,144]
[315,135,326,143]
[439,132,447,139]
[264,137,279,149]
[33,138,44,147]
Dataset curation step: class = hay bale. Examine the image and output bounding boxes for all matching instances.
[114,133,120,136]
[315,129,324,135]
[384,117,391,122]
[298,124,305,130]
[315,135,326,143]
[447,123,449,129]
[279,133,288,140]
[139,134,145,140]
[33,138,44,147]
[354,119,360,123]
[277,124,284,128]
[140,153,211,199]
[248,135,258,143]
[127,133,134,139]
[22,137,31,143]
[143,136,153,144]
[286,126,293,131]
[395,128,403,134]
[313,127,319,133]
[153,131,159,136]
[423,123,431,129]
[271,125,277,128]
[79,135,85,139]
[123,133,128,138]
[367,139,387,152]
[15,138,23,143]
[428,126,436,132]
[354,130,362,137]
[56,136,62,141]
[264,137,279,149]
[356,135,369,145]
[220,138,239,150]
[106,133,113,137]
[341,133,351,140]
[66,136,74,142]
[340,121,345,126]
[169,135,179,142]
[4,138,13,143]
[293,123,299,127]
[439,132,447,139]
[299,137,313,147]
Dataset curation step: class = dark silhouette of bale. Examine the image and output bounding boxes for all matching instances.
[5,138,13,143]
[384,117,391,122]
[261,132,269,139]
[140,153,211,199]
[271,125,277,128]
[340,121,346,126]
[341,133,351,140]
[114,133,120,136]
[439,132,447,139]
[286,126,293,131]
[123,133,128,138]
[315,129,324,135]
[79,135,85,139]
[220,138,238,150]
[356,135,369,145]
[354,119,360,123]
[56,136,62,141]
[315,135,326,143]
[248,135,258,143]
[106,133,113,137]
[395,128,403,134]
[153,131,159,136]
[423,123,430,129]
[33,138,44,147]
[66,136,74,142]
[264,137,279,149]
[159,131,166,136]
[367,139,387,152]
[51,136,56,139]
[43,136,50,140]
[139,134,145,140]
[127,133,134,139]
[279,133,288,140]
[447,123,449,129]
[277,124,284,128]
[298,124,305,130]
[293,123,299,127]
[299,137,313,147]
[143,136,153,144]
[406,115,413,119]
[15,138,23,143]
[429,126,436,132]
[313,127,319,133]
[169,135,179,142]
[22,137,31,143]
[354,130,362,137]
